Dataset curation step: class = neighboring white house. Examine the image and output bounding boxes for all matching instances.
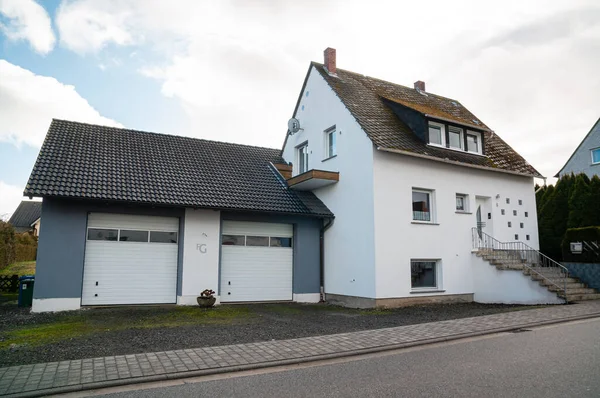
[281,48,565,307]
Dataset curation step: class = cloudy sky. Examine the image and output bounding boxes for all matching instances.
[0,0,599,218]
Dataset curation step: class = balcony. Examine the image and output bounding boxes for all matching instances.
[287,169,339,191]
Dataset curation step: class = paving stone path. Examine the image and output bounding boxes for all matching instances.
[1,301,600,397]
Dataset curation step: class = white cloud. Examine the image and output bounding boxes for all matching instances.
[56,0,136,54]
[0,0,55,54]
[0,59,122,147]
[0,181,26,221]
[55,0,600,176]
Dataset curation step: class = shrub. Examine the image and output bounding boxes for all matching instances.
[0,221,16,269]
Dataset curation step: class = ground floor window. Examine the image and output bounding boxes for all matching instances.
[411,260,438,289]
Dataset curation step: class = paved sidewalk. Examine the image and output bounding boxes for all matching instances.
[2,301,600,397]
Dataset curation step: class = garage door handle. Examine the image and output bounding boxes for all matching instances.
[96,281,98,286]
[228,281,231,285]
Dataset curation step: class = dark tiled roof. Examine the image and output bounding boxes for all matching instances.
[312,63,542,177]
[8,201,41,232]
[25,120,332,217]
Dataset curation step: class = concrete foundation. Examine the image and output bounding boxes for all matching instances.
[326,293,474,309]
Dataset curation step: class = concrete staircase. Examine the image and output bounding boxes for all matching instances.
[477,250,600,302]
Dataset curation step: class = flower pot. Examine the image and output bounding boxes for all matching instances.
[197,296,216,308]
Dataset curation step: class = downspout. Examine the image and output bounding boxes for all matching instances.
[320,216,335,302]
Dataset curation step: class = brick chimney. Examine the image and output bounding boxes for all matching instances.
[414,80,425,92]
[324,47,336,75]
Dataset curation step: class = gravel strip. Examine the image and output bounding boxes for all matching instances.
[0,302,540,367]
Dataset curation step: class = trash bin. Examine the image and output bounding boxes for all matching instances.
[18,275,35,307]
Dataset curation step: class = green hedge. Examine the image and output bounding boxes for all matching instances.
[0,221,16,269]
[538,174,600,260]
[561,226,600,263]
[0,221,37,269]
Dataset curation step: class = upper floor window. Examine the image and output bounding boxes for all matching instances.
[592,148,600,164]
[466,131,482,154]
[428,122,444,146]
[324,126,336,159]
[448,126,463,149]
[297,143,309,174]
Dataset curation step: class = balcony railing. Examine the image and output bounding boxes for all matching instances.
[472,228,569,302]
[412,211,431,222]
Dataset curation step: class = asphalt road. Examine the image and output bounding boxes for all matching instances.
[80,318,600,398]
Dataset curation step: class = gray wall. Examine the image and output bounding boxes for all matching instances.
[35,198,185,299]
[221,212,323,294]
[558,119,600,178]
[564,263,600,291]
[35,198,324,300]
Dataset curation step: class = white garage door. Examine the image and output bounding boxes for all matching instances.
[220,221,293,302]
[82,213,179,305]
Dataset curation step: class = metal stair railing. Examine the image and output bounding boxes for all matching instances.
[471,228,569,303]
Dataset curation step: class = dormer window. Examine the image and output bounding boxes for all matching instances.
[448,126,463,149]
[466,131,483,154]
[428,122,445,146]
[427,120,483,155]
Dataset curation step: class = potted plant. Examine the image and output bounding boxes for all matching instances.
[197,289,216,308]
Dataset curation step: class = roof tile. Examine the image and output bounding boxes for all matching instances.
[25,120,332,217]
[312,63,541,177]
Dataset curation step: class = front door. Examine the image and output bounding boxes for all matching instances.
[475,197,493,240]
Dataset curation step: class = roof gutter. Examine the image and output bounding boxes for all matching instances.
[376,147,543,179]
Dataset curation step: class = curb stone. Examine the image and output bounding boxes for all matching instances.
[5,310,600,398]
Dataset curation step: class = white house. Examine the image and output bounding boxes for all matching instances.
[26,50,598,313]
[280,48,583,307]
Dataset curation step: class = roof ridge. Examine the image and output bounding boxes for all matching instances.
[51,119,281,153]
[310,61,463,104]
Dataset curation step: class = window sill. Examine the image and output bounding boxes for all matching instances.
[411,221,439,225]
[410,289,446,294]
[455,211,472,215]
[322,154,337,162]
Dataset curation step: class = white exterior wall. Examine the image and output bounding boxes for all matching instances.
[372,150,539,299]
[472,255,563,304]
[178,208,221,305]
[282,66,377,298]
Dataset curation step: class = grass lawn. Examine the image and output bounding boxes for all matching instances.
[0,261,36,276]
[0,292,18,305]
[0,305,253,350]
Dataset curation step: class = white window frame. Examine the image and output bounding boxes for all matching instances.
[324,126,337,160]
[455,193,469,213]
[428,121,445,147]
[592,147,600,165]
[296,142,309,175]
[410,259,442,291]
[448,126,464,150]
[412,188,436,223]
[466,130,483,154]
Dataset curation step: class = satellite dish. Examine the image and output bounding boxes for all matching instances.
[288,118,301,134]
